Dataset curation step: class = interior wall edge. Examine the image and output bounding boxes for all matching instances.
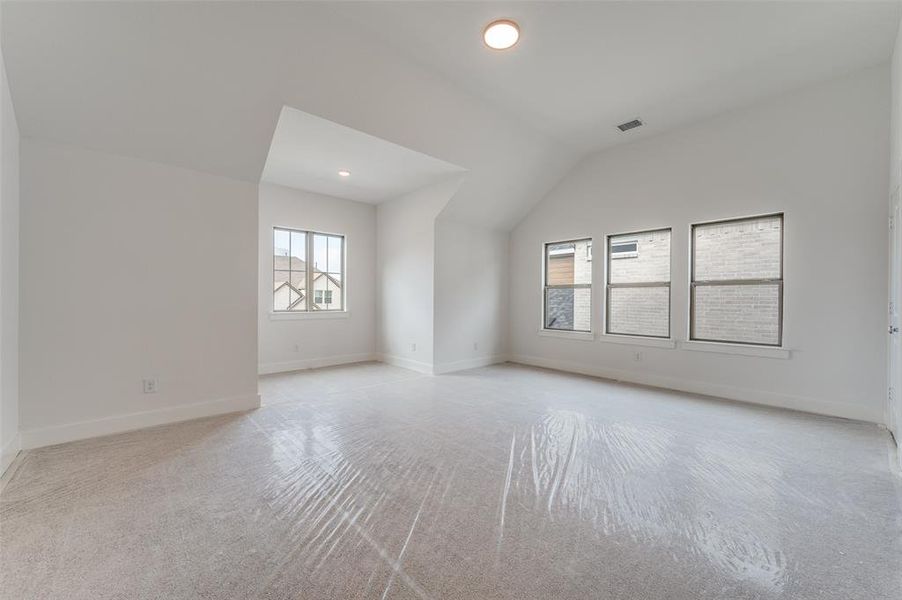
[509,354,884,424]
[0,433,20,478]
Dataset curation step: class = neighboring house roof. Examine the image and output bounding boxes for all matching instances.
[273,254,342,288]
[273,255,307,272]
[273,256,342,311]
[273,281,306,309]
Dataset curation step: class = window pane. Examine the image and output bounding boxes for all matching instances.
[609,230,670,284]
[313,234,328,274]
[311,275,333,310]
[613,242,637,253]
[693,283,780,345]
[274,280,291,311]
[273,270,291,288]
[290,231,306,268]
[273,270,305,288]
[544,287,591,332]
[693,215,781,281]
[291,271,307,302]
[274,229,290,258]
[288,288,304,311]
[274,271,306,311]
[608,286,669,337]
[329,278,342,310]
[328,236,343,275]
[546,240,591,285]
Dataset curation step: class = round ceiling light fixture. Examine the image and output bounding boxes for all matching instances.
[483,19,519,50]
[338,169,351,177]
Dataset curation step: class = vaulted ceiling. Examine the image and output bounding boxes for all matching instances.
[336,1,901,154]
[3,1,900,230]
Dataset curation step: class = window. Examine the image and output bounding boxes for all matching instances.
[313,290,334,305]
[690,214,783,346]
[543,239,592,332]
[610,240,639,259]
[273,227,344,312]
[606,229,671,338]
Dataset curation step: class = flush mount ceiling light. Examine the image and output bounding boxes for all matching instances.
[338,169,351,177]
[483,19,519,50]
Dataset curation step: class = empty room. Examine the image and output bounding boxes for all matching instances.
[2,1,902,598]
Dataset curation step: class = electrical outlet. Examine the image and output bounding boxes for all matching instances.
[410,343,417,352]
[143,378,159,394]
[473,342,478,351]
[633,351,643,362]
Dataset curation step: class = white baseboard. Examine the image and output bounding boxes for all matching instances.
[376,354,508,376]
[1,433,21,478]
[509,354,882,424]
[259,352,377,375]
[377,353,435,375]
[19,393,262,450]
[433,355,508,375]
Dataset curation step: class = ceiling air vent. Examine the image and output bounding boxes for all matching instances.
[617,119,643,132]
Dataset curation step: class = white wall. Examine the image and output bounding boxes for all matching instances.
[433,218,509,373]
[893,22,902,198]
[258,183,376,373]
[376,176,462,372]
[510,66,890,423]
[19,139,259,448]
[890,20,902,446]
[0,40,20,475]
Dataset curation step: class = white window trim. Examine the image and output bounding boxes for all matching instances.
[273,226,346,313]
[688,212,784,347]
[269,311,350,321]
[600,334,675,349]
[542,237,593,334]
[537,329,595,341]
[605,228,672,340]
[679,340,790,359]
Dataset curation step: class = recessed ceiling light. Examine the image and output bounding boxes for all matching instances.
[483,19,519,50]
[338,169,351,177]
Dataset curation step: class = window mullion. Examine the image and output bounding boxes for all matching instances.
[306,231,313,312]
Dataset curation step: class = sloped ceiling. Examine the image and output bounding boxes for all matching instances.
[2,1,900,230]
[1,1,575,230]
[336,1,902,155]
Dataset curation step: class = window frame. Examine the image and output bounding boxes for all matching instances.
[689,212,784,347]
[272,226,346,313]
[605,228,672,339]
[542,238,593,333]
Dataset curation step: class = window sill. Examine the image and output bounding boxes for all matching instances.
[679,340,790,359]
[600,334,676,349]
[537,329,594,341]
[269,311,350,321]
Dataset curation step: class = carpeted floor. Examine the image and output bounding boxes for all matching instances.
[1,362,900,599]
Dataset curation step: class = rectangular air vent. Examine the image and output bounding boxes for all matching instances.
[617,119,643,132]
